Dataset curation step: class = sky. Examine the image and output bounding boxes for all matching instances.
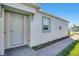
[38,3,79,27]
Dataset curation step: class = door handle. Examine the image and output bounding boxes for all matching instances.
[4,31,6,34]
[10,30,12,32]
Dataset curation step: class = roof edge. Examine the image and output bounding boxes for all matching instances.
[38,10,69,23]
[23,3,41,10]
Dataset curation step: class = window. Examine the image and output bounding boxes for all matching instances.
[42,16,51,32]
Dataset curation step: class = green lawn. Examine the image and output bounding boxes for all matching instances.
[57,39,79,56]
[69,40,79,56]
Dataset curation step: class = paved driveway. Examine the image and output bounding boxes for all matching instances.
[71,35,79,40]
[5,35,78,56]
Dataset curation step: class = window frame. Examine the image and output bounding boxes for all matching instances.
[42,16,51,33]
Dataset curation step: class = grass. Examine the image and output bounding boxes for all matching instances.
[69,39,79,56]
[57,39,79,56]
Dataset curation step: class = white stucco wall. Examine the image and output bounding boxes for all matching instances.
[0,7,4,55]
[30,12,68,47]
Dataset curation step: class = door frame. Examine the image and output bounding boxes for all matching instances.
[4,11,29,49]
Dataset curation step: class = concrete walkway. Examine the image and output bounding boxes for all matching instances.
[5,46,37,56]
[36,38,75,56]
[5,35,79,56]
[36,35,79,56]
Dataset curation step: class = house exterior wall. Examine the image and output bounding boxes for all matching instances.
[0,3,69,55]
[30,12,68,47]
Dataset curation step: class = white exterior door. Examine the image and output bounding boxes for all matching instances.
[10,13,24,46]
[4,12,28,49]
